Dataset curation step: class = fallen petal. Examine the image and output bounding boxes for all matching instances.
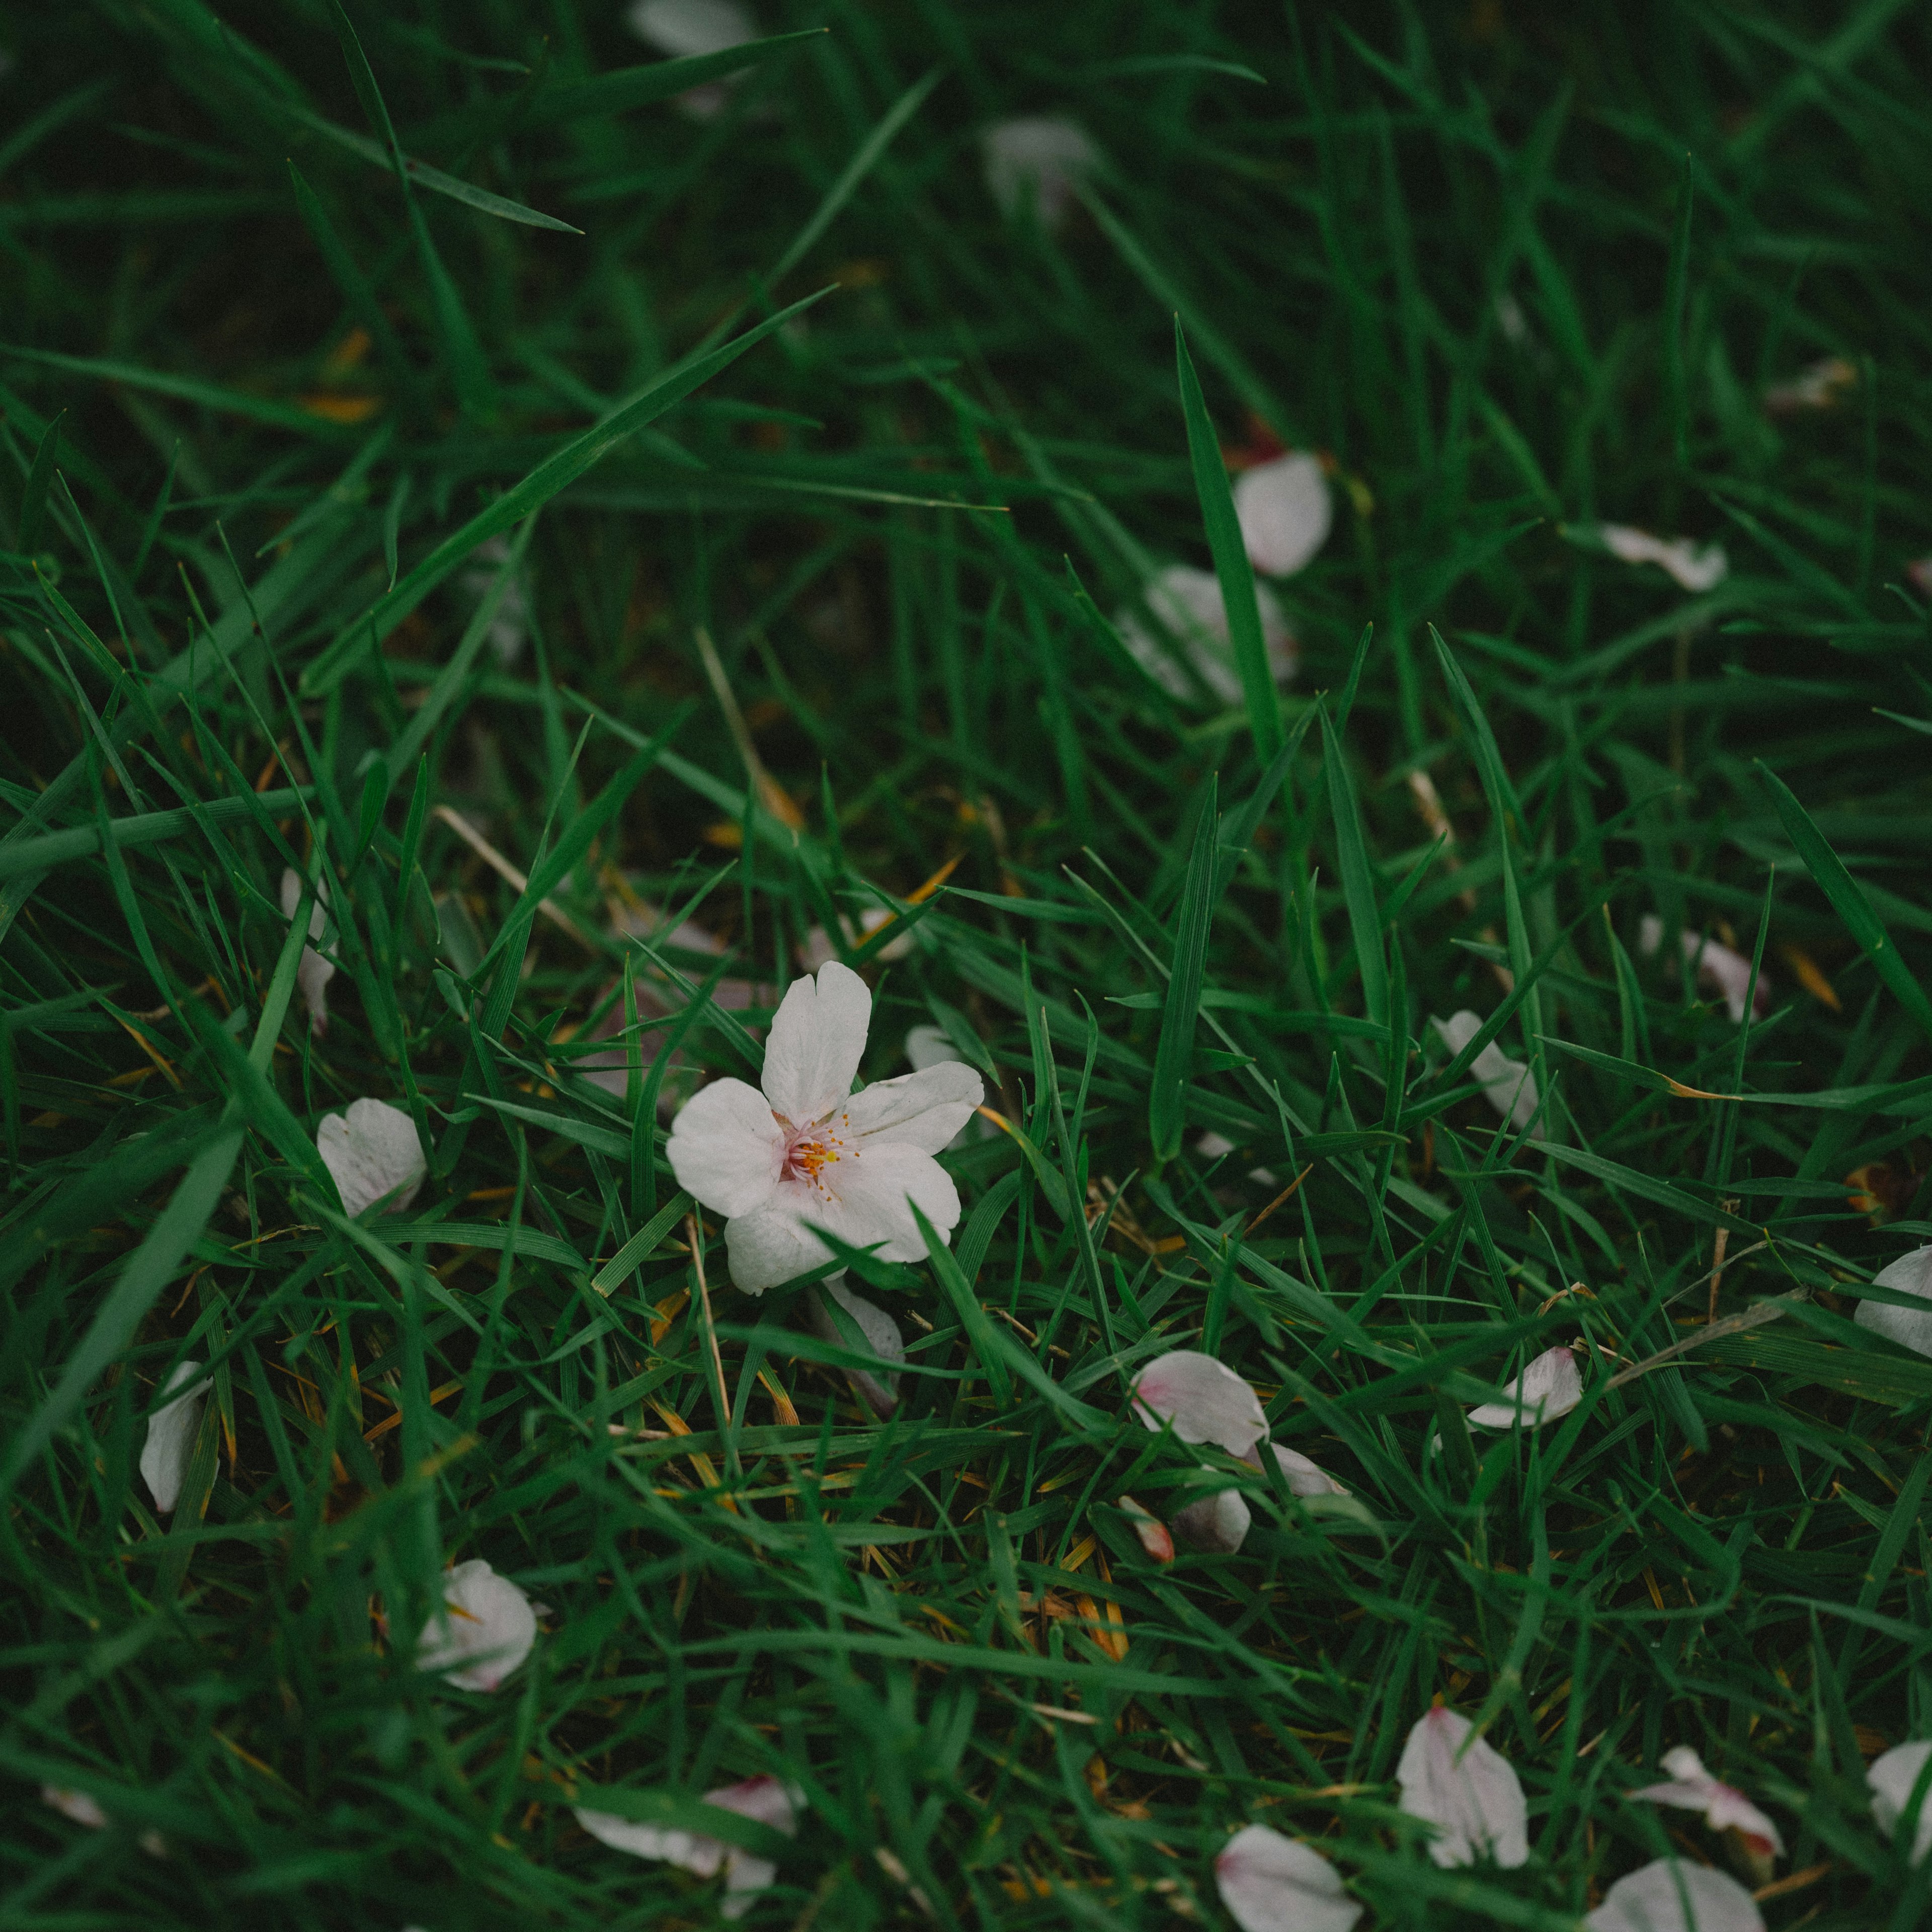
[578,1776,797,1919]
[809,1276,904,1419]
[1396,1707,1530,1869]
[1215,1823,1361,1932]
[1233,452,1332,579]
[279,867,335,1038]
[139,1359,211,1513]
[980,116,1098,229]
[1132,1351,1268,1459]
[1597,524,1729,594]
[1869,1740,1932,1863]
[1116,1495,1175,1564]
[1632,1747,1784,1858]
[42,1785,108,1828]
[1116,564,1296,705]
[316,1097,427,1219]
[1637,918,1772,1022]
[1431,1011,1539,1133]
[1170,1487,1252,1554]
[1853,1247,1932,1358]
[1468,1346,1582,1430]
[1584,1858,1763,1932]
[416,1559,537,1692]
[1264,1441,1348,1497]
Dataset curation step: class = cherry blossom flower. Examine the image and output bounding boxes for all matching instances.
[1233,452,1332,579]
[1584,1859,1763,1932]
[316,1098,427,1219]
[1468,1346,1581,1430]
[139,1359,211,1514]
[415,1559,536,1692]
[1858,1247,1932,1358]
[1869,1740,1932,1861]
[1215,1824,1361,1932]
[808,1276,904,1419]
[666,961,982,1294]
[626,0,755,118]
[280,868,335,1038]
[1632,1747,1782,1860]
[1130,1350,1345,1553]
[980,117,1099,229]
[1639,918,1772,1022]
[1116,564,1297,704]
[1395,1706,1530,1869]
[796,905,913,973]
[42,1784,108,1828]
[577,1775,798,1920]
[457,535,531,667]
[1595,525,1729,594]
[1430,1011,1540,1133]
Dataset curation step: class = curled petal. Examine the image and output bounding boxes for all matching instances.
[1116,1496,1174,1564]
[761,961,870,1124]
[1597,524,1730,594]
[1584,1859,1763,1932]
[1858,1246,1932,1359]
[810,1277,903,1418]
[42,1785,109,1829]
[578,1776,797,1920]
[416,1559,536,1693]
[1632,1747,1783,1857]
[1170,1487,1252,1554]
[1431,1011,1540,1133]
[1233,453,1333,579]
[980,116,1099,228]
[1638,918,1772,1022]
[280,867,336,1038]
[1468,1346,1582,1430]
[317,1098,426,1219]
[1265,1442,1347,1498]
[1116,565,1296,705]
[139,1359,211,1514]
[1131,1351,1268,1459]
[843,1060,984,1155]
[667,1077,784,1219]
[1215,1824,1361,1932]
[1396,1707,1530,1869]
[1869,1740,1932,1863]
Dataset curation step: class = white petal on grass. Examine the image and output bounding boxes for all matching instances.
[797,905,914,973]
[1763,355,1856,414]
[578,1775,798,1920]
[1869,1739,1932,1862]
[1584,1859,1764,1932]
[1430,1011,1540,1133]
[1632,1747,1783,1857]
[42,1785,109,1828]
[1638,918,1771,1022]
[1468,1346,1582,1430]
[456,535,531,666]
[625,0,756,119]
[980,116,1098,229]
[1233,452,1332,579]
[316,1097,427,1219]
[906,1024,988,1148]
[1215,1824,1361,1932]
[1170,1487,1253,1554]
[415,1559,536,1692]
[809,1276,904,1419]
[279,867,336,1038]
[1596,524,1730,594]
[658,1078,783,1218]
[1858,1247,1932,1358]
[1132,1351,1268,1459]
[1268,1442,1348,1497]
[1395,1707,1530,1869]
[1116,564,1297,705]
[139,1359,211,1513]
[759,959,871,1123]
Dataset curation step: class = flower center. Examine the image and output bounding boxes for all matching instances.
[777,1113,849,1195]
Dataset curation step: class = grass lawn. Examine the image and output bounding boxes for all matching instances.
[6,1,1932,1926]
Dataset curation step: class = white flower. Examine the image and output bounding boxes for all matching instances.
[1596,524,1730,594]
[627,0,755,119]
[1584,1859,1763,1932]
[795,905,913,973]
[139,1359,211,1514]
[1130,1350,1345,1553]
[1869,1740,1932,1862]
[317,1098,426,1219]
[279,867,336,1038]
[1430,1011,1540,1133]
[1395,1706,1530,1869]
[415,1559,536,1692]
[577,1775,798,1920]
[457,535,531,667]
[1638,918,1771,1023]
[1467,1346,1581,1430]
[1863,1251,1932,1359]
[980,117,1098,229]
[1632,1747,1782,1858]
[1117,564,1297,705]
[1215,1824,1361,1932]
[808,1276,904,1419]
[1233,453,1332,579]
[42,1785,108,1828]
[666,961,982,1294]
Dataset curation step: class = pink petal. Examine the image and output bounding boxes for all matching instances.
[1468,1346,1582,1430]
[1395,1708,1530,1868]
[1584,1859,1763,1932]
[1215,1824,1361,1932]
[760,962,871,1124]
[1117,1496,1174,1564]
[1131,1351,1268,1459]
[667,1077,785,1219]
[1233,453,1333,579]
[1632,1748,1783,1856]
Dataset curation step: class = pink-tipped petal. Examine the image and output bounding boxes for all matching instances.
[1395,1707,1530,1869]
[1131,1351,1268,1459]
[1584,1859,1763,1932]
[1632,1747,1784,1857]
[1215,1824,1361,1932]
[1468,1346,1582,1430]
[1117,1496,1175,1564]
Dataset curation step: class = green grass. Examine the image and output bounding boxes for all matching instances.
[5,1,1932,1925]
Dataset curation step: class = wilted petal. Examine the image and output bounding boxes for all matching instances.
[1132,1351,1268,1459]
[1171,1487,1252,1554]
[416,1559,536,1692]
[1117,564,1296,705]
[843,1060,983,1155]
[980,116,1098,228]
[1584,1859,1763,1932]
[1396,1707,1530,1869]
[810,1277,904,1418]
[316,1097,426,1218]
[1233,453,1332,579]
[667,1077,784,1219]
[1632,1747,1783,1857]
[1216,1824,1361,1932]
[280,867,335,1038]
[1468,1346,1582,1430]
[761,961,870,1124]
[1431,1011,1539,1133]
[1117,1495,1174,1564]
[139,1359,211,1513]
[42,1785,108,1829]
[1597,524,1730,594]
[1870,1740,1932,1862]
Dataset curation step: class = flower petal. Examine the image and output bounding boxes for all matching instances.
[1131,1350,1268,1458]
[139,1359,211,1514]
[1171,1487,1252,1554]
[317,1098,426,1219]
[761,961,870,1124]
[1267,1442,1347,1497]
[1468,1346,1582,1429]
[1854,1246,1932,1359]
[667,1077,784,1218]
[1584,1859,1763,1932]
[1631,1748,1783,1857]
[1215,1824,1361,1932]
[710,1777,798,1917]
[1117,1496,1175,1564]
[626,0,754,58]
[416,1558,536,1692]
[1116,565,1296,705]
[42,1785,108,1829]
[1431,1011,1539,1132]
[1638,919,1772,1021]
[980,116,1098,228]
[1233,453,1333,579]
[723,1199,834,1295]
[577,1807,722,1876]
[843,1061,984,1155]
[1396,1707,1530,1869]
[1869,1740,1932,1863]
[809,1278,904,1419]
[280,867,336,1039]
[1598,524,1729,594]
[812,1140,962,1261]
